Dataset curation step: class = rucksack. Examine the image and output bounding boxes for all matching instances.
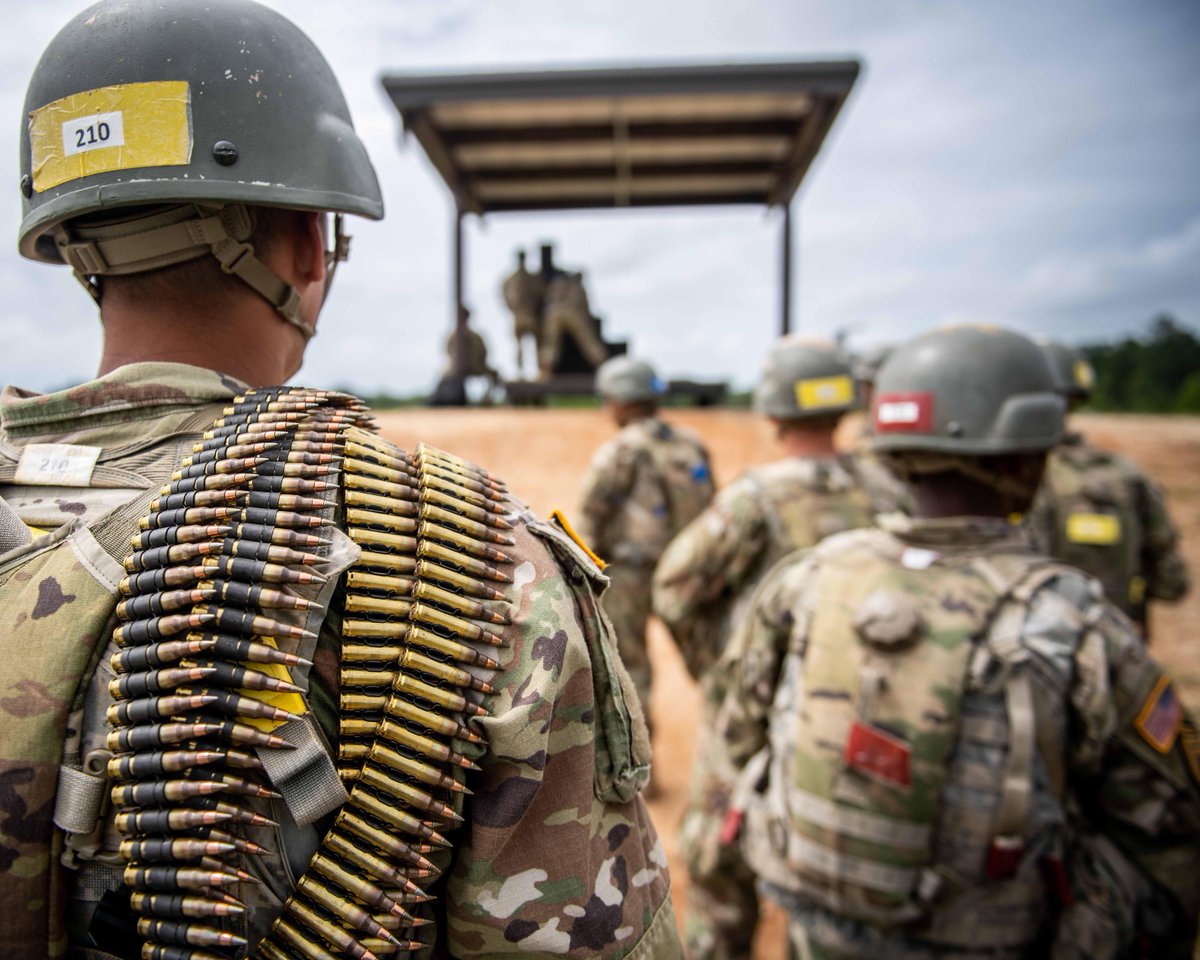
[738,529,1073,947]
[643,425,714,539]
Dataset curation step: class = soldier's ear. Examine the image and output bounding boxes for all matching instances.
[290,212,327,287]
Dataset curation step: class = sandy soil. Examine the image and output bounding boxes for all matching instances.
[375,408,1200,959]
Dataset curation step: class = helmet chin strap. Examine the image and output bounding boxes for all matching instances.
[53,203,341,341]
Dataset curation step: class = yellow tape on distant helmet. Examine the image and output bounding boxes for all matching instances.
[1065,513,1121,545]
[796,374,853,411]
[29,81,192,192]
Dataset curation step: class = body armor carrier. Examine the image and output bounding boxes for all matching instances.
[107,386,516,959]
[739,530,1072,951]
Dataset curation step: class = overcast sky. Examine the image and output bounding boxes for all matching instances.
[2,0,1197,394]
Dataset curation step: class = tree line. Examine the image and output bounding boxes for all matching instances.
[1083,314,1200,413]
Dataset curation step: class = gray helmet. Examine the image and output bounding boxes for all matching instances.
[595,356,664,403]
[1039,340,1095,401]
[19,0,381,331]
[870,325,1064,455]
[753,336,858,419]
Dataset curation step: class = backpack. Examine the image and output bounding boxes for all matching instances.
[643,425,714,540]
[739,529,1072,948]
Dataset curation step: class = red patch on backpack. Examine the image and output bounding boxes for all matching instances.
[873,392,933,433]
[844,721,911,787]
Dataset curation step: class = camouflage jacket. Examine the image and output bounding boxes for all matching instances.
[1027,432,1189,624]
[0,363,681,960]
[652,456,873,681]
[576,416,713,567]
[712,514,1200,958]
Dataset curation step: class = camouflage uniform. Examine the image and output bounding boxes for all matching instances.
[1028,432,1189,630]
[0,363,683,959]
[712,512,1200,960]
[576,415,713,716]
[709,326,1200,960]
[652,457,873,960]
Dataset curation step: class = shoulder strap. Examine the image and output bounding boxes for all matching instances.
[969,555,1077,847]
[742,469,788,547]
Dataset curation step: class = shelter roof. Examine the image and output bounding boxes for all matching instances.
[381,60,860,214]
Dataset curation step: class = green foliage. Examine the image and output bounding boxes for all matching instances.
[1083,314,1200,413]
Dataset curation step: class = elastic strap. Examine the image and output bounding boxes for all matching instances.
[257,715,348,826]
[54,203,313,339]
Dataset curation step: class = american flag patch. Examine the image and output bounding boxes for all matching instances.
[1134,676,1183,754]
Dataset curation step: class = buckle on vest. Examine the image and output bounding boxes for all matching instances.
[986,834,1024,879]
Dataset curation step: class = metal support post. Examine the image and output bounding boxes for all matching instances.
[780,201,794,336]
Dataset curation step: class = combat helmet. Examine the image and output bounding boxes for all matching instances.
[871,325,1064,457]
[1039,340,1096,401]
[19,0,382,333]
[754,336,859,419]
[595,355,665,404]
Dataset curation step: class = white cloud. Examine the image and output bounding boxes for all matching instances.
[0,0,1195,394]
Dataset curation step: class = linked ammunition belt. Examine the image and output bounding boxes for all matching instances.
[108,387,515,960]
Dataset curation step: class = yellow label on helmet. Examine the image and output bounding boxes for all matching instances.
[29,81,192,192]
[1066,512,1121,545]
[1073,359,1095,391]
[795,374,854,411]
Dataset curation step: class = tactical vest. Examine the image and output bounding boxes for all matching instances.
[1040,443,1144,619]
[0,387,520,959]
[604,421,713,567]
[736,458,874,641]
[740,529,1074,951]
[641,424,713,544]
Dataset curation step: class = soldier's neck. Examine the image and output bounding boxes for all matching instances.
[778,427,838,459]
[913,475,1008,519]
[98,294,304,387]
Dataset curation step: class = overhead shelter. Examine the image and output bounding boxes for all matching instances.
[380,60,860,392]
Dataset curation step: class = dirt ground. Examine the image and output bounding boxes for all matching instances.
[376,408,1200,959]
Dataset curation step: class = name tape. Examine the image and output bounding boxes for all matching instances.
[15,443,102,487]
[796,374,854,411]
[29,81,192,193]
[873,392,933,433]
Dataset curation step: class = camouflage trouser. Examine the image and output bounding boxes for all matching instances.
[602,563,653,721]
[682,681,759,960]
[539,306,609,376]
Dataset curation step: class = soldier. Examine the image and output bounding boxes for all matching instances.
[0,3,682,959]
[652,337,873,960]
[713,325,1200,960]
[539,270,610,378]
[441,307,500,399]
[1028,340,1189,636]
[500,249,544,380]
[576,355,714,729]
[851,343,914,515]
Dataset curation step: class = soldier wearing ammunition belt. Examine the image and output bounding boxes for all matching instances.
[576,356,714,725]
[0,4,681,959]
[713,326,1200,960]
[652,338,873,960]
[1027,341,1189,636]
